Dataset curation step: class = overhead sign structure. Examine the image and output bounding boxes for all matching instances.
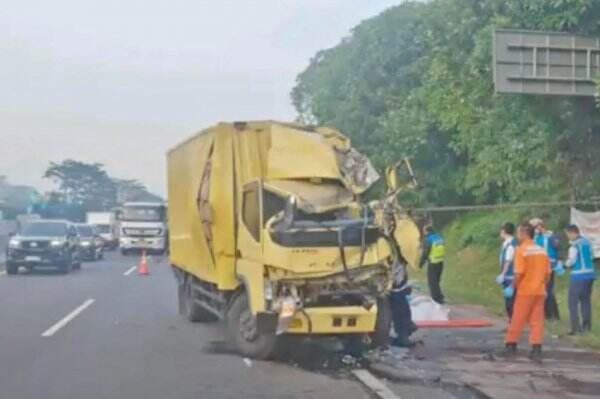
[494,29,600,96]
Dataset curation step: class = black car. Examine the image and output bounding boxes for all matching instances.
[5,220,81,274]
[75,223,104,261]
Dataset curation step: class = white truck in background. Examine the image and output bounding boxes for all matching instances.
[117,202,168,255]
[86,211,118,249]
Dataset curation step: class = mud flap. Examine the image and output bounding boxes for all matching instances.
[256,312,278,334]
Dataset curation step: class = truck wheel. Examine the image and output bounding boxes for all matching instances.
[227,293,277,360]
[5,262,18,275]
[371,296,392,347]
[181,278,215,322]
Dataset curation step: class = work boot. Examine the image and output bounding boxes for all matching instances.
[498,343,517,358]
[528,345,542,363]
[567,329,581,336]
[408,322,418,336]
[582,322,591,333]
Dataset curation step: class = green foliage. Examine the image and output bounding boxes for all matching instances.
[0,176,39,218]
[43,160,161,216]
[114,178,163,203]
[44,160,117,211]
[293,0,600,207]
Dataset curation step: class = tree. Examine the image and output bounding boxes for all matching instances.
[0,176,39,218]
[292,0,600,206]
[114,179,163,203]
[44,160,117,211]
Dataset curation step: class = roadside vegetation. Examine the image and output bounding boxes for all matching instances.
[292,0,600,349]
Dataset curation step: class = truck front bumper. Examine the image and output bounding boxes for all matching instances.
[120,237,165,251]
[284,305,378,334]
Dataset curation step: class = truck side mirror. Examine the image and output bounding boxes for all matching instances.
[385,158,417,194]
[281,195,297,228]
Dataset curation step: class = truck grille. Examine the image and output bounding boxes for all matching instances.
[123,228,161,237]
[22,241,50,249]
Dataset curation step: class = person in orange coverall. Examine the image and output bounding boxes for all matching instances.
[502,222,551,362]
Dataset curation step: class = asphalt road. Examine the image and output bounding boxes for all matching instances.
[0,252,381,399]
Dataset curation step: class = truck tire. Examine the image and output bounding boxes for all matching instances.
[371,296,392,347]
[227,293,277,360]
[5,262,18,275]
[181,277,215,322]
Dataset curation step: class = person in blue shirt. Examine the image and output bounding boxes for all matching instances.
[389,257,417,347]
[530,218,561,320]
[564,224,596,335]
[498,222,517,320]
[419,225,445,304]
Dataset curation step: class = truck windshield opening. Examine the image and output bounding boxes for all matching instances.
[120,207,163,222]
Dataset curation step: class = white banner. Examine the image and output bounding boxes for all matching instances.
[571,207,600,258]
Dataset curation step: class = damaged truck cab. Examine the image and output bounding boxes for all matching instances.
[167,121,420,359]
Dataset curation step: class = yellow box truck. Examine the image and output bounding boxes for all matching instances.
[167,121,420,358]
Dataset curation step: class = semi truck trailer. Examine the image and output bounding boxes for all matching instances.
[167,121,420,359]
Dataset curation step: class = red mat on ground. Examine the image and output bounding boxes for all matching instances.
[415,319,493,329]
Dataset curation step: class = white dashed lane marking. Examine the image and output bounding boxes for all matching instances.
[352,369,401,399]
[123,266,137,276]
[41,299,96,337]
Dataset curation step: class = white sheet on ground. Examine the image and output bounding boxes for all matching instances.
[409,295,450,322]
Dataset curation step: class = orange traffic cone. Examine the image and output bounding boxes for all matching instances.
[138,250,149,276]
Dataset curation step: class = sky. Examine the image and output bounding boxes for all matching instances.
[1,0,401,195]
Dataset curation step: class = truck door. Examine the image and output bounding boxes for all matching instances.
[238,180,263,261]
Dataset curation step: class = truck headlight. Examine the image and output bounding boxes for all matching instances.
[81,241,91,247]
[8,238,21,248]
[50,239,66,247]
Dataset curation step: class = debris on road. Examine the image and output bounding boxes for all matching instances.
[341,354,356,366]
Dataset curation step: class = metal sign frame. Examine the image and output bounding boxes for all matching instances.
[494,29,600,96]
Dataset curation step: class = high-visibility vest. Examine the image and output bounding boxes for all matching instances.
[427,233,445,263]
[535,232,558,263]
[570,237,596,281]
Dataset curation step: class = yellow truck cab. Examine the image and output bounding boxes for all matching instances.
[167,121,420,359]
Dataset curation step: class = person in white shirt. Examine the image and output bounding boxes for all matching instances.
[498,222,517,319]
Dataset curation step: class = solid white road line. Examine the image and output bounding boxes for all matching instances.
[41,299,95,337]
[352,369,401,399]
[123,266,137,276]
